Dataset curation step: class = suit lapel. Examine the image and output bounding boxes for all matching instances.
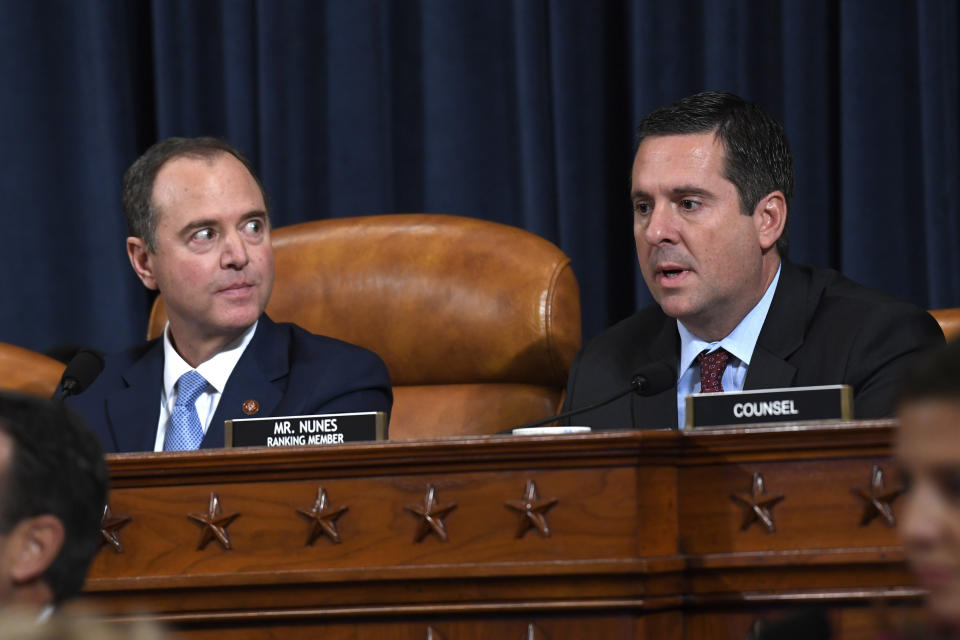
[744,261,811,390]
[202,316,288,448]
[107,341,164,453]
[631,313,680,429]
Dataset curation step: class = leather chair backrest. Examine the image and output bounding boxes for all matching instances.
[148,214,582,438]
[930,308,960,342]
[0,343,66,397]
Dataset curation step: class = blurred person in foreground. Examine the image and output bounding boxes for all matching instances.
[752,345,960,640]
[895,340,960,638]
[0,611,165,639]
[0,393,107,617]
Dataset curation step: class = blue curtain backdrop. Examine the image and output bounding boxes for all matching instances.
[1,0,958,355]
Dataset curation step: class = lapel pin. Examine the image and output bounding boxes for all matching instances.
[241,399,260,416]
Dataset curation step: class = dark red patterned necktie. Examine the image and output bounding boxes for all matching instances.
[697,348,731,393]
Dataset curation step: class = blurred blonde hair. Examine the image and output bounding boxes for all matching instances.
[0,611,167,640]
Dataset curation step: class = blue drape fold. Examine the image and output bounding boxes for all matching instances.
[0,0,957,353]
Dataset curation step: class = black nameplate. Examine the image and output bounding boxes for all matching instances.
[224,411,387,448]
[685,385,853,428]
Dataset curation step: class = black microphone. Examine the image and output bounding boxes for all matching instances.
[54,348,105,399]
[512,361,676,431]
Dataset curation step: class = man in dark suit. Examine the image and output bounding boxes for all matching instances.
[563,92,943,429]
[68,137,391,453]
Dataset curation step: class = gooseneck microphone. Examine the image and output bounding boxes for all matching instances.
[54,348,105,399]
[512,361,676,430]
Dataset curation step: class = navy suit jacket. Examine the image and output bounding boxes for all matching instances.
[562,261,945,429]
[67,315,392,453]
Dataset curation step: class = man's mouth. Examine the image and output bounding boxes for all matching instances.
[655,264,690,282]
[912,563,957,589]
[218,282,255,294]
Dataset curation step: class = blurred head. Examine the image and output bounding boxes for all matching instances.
[0,393,108,606]
[632,92,791,340]
[123,138,274,364]
[896,340,960,626]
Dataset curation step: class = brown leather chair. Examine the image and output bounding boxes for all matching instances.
[930,308,960,342]
[147,214,582,439]
[0,343,66,397]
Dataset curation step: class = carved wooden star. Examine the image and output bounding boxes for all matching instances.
[405,485,456,542]
[852,465,904,527]
[730,472,785,533]
[505,480,558,538]
[99,504,131,553]
[297,487,348,545]
[187,493,240,550]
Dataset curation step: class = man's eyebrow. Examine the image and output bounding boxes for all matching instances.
[178,210,268,236]
[179,218,219,236]
[931,464,960,476]
[630,186,716,200]
[237,210,269,225]
[669,185,715,198]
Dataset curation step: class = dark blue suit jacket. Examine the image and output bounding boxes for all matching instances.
[67,315,392,453]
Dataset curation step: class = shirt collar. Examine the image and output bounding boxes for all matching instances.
[677,262,782,379]
[162,321,259,400]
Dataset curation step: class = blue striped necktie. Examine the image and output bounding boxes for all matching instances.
[164,370,208,451]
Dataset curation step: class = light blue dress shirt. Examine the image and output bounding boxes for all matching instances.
[676,264,782,429]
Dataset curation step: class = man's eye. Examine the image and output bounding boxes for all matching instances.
[242,219,265,234]
[680,199,700,211]
[191,228,215,242]
[934,470,960,503]
[633,202,651,216]
[898,469,913,492]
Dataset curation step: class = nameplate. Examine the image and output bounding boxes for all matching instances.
[224,411,387,448]
[685,385,853,428]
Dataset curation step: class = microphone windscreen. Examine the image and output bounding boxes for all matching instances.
[631,361,676,396]
[61,349,105,394]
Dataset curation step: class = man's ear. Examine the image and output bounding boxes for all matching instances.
[6,515,64,585]
[753,191,787,252]
[126,237,159,291]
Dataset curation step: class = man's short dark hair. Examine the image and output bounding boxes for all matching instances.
[0,393,108,603]
[636,91,794,257]
[122,137,269,251]
[897,340,960,407]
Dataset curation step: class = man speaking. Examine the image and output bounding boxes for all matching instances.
[69,138,391,452]
[563,92,943,429]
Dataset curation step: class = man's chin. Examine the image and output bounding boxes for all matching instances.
[213,305,264,333]
[654,296,699,321]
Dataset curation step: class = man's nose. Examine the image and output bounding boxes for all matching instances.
[900,482,943,547]
[220,230,250,269]
[642,205,679,245]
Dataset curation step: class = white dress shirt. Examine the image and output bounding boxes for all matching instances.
[154,321,258,451]
[675,264,781,429]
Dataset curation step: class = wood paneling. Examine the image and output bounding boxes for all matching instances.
[77,421,922,638]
